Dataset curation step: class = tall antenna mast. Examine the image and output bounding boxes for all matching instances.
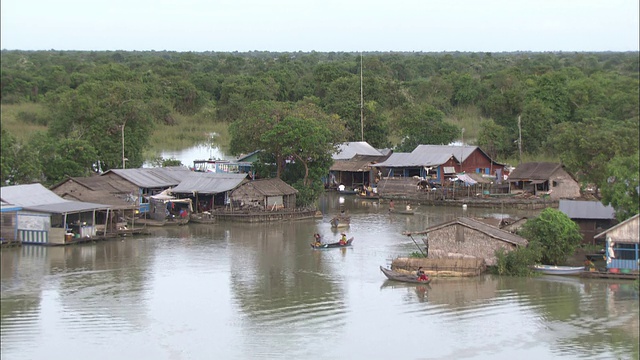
[360,52,364,142]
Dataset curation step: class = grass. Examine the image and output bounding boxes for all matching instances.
[444,105,486,143]
[1,102,230,160]
[0,103,49,141]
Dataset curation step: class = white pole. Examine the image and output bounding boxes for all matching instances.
[360,52,364,142]
[122,123,125,169]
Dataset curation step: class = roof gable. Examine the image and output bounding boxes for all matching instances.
[1,183,67,206]
[171,172,248,194]
[333,142,383,160]
[103,166,191,188]
[408,217,528,246]
[233,178,298,196]
[375,151,453,168]
[508,162,563,180]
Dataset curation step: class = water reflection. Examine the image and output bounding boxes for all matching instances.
[1,194,638,360]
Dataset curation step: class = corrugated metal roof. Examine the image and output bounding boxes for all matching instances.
[508,162,562,181]
[1,183,110,213]
[412,145,479,163]
[375,152,453,168]
[559,200,616,220]
[233,178,298,196]
[171,172,248,194]
[24,201,111,214]
[407,217,528,247]
[333,142,383,160]
[104,166,192,188]
[1,183,68,206]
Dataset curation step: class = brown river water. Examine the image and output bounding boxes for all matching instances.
[1,193,638,360]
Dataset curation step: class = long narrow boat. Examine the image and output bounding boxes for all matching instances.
[311,237,354,249]
[531,264,584,276]
[379,266,432,284]
[389,208,415,215]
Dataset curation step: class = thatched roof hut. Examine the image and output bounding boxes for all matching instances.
[405,217,528,266]
[229,178,298,211]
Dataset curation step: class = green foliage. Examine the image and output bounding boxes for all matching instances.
[409,251,426,258]
[520,208,583,265]
[395,104,459,152]
[492,245,541,276]
[148,157,184,168]
[600,152,640,222]
[549,117,640,188]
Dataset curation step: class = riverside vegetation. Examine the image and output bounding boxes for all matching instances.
[1,51,638,213]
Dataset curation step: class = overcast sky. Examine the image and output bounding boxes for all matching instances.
[1,0,638,52]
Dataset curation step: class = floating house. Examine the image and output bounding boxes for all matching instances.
[229,178,298,211]
[1,201,22,245]
[329,142,389,189]
[1,184,111,245]
[559,200,617,245]
[405,217,528,266]
[507,162,581,199]
[595,214,639,272]
[99,166,192,213]
[374,145,505,184]
[170,172,248,211]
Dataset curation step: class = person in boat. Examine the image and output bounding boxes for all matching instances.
[339,233,348,245]
[416,267,429,281]
[313,233,323,247]
[389,199,395,212]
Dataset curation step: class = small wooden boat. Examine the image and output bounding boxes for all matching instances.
[379,266,432,284]
[311,237,354,249]
[330,215,351,228]
[389,208,415,215]
[337,189,358,195]
[356,193,380,200]
[531,264,585,276]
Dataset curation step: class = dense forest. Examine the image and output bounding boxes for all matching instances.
[1,50,638,211]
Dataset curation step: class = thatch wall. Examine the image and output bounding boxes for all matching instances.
[377,177,420,196]
[391,257,486,277]
[424,224,518,266]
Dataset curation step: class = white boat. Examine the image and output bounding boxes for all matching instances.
[531,264,584,276]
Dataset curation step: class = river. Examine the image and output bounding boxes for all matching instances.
[1,194,638,360]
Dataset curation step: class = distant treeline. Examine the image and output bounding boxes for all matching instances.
[1,50,638,191]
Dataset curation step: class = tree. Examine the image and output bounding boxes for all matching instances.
[476,119,514,161]
[549,117,640,190]
[520,208,582,266]
[395,104,459,152]
[229,100,346,205]
[45,80,155,170]
[600,152,640,222]
[28,133,98,185]
[0,130,43,185]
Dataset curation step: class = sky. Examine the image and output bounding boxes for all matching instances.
[1,0,638,52]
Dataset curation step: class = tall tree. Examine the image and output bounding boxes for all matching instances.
[600,152,640,222]
[395,104,459,152]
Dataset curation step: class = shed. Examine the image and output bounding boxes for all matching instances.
[329,154,388,189]
[171,172,248,211]
[1,201,22,243]
[508,162,580,199]
[229,178,298,211]
[405,217,528,266]
[100,166,192,213]
[559,200,617,245]
[1,184,111,245]
[595,214,639,271]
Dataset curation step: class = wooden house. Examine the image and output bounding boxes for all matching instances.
[329,142,388,189]
[374,145,505,185]
[99,166,192,213]
[229,178,298,211]
[1,201,21,244]
[595,214,639,272]
[170,172,248,212]
[507,162,580,199]
[559,200,617,246]
[1,184,111,245]
[405,217,528,266]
